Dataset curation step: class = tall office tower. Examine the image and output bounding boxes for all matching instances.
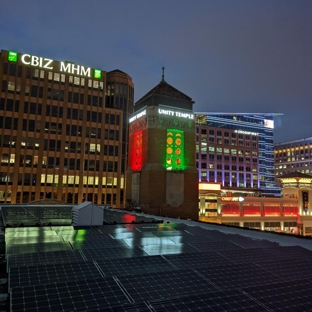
[0,50,134,206]
[196,113,281,197]
[126,73,198,220]
[274,137,312,183]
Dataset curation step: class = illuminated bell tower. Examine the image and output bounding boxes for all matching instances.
[126,69,198,220]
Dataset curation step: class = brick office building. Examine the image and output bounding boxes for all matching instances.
[0,50,134,206]
[126,73,198,220]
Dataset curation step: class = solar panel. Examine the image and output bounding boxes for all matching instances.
[195,263,283,290]
[141,243,197,256]
[241,278,312,311]
[96,255,176,277]
[187,240,243,252]
[71,239,130,250]
[226,234,280,249]
[5,209,312,312]
[117,269,218,302]
[7,250,84,269]
[9,260,102,289]
[81,246,148,261]
[10,277,132,312]
[257,258,312,282]
[163,251,232,269]
[149,289,269,311]
[5,235,64,245]
[6,242,73,255]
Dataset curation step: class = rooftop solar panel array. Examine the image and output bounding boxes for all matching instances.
[4,210,312,311]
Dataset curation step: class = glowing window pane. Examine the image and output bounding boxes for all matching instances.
[131,130,143,171]
[166,129,185,171]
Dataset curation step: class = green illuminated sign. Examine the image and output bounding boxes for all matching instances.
[8,51,18,62]
[165,129,185,171]
[94,69,102,79]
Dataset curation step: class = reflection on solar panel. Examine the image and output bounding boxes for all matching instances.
[6,242,72,255]
[2,205,73,226]
[96,255,176,277]
[4,209,312,311]
[81,246,148,261]
[7,250,84,268]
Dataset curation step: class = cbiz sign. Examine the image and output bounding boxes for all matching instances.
[8,50,101,79]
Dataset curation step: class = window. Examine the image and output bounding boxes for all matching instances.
[8,81,15,91]
[54,73,60,81]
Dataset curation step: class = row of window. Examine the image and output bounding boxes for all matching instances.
[2,64,104,90]
[197,148,258,156]
[2,81,104,107]
[199,138,257,147]
[0,172,121,187]
[0,191,120,205]
[0,117,118,137]
[1,154,119,171]
[198,128,258,140]
[200,171,258,180]
[200,163,258,171]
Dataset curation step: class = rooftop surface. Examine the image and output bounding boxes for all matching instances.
[2,207,312,311]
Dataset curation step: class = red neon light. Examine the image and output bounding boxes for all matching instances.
[243,205,261,216]
[221,204,240,216]
[131,130,143,171]
[283,206,299,216]
[264,206,280,216]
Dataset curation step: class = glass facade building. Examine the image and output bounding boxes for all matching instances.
[196,113,281,197]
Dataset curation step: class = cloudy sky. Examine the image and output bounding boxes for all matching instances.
[1,0,311,143]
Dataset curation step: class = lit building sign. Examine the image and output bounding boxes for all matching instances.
[221,196,244,202]
[199,183,221,191]
[264,119,274,129]
[166,129,185,171]
[8,51,18,62]
[234,130,259,136]
[158,108,194,120]
[7,51,102,79]
[129,110,146,123]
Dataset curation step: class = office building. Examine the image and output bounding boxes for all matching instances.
[0,49,134,206]
[195,113,281,198]
[274,137,312,184]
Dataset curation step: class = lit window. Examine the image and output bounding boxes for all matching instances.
[8,81,15,91]
[54,73,60,81]
[93,80,99,89]
[74,77,80,85]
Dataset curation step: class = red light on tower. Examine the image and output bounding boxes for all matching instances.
[131,130,143,171]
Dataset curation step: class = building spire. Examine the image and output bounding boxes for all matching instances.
[161,66,165,82]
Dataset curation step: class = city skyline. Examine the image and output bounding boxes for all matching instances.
[1,0,311,143]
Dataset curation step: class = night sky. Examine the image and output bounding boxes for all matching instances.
[1,0,311,143]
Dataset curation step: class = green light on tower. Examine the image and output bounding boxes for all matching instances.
[8,51,18,62]
[165,129,185,171]
[94,69,102,79]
